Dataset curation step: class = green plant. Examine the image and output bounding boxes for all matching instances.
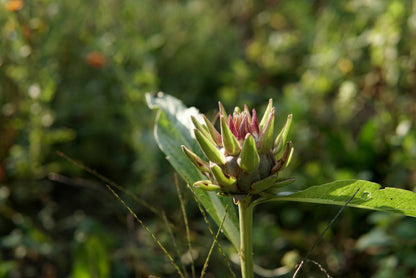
[147,92,416,278]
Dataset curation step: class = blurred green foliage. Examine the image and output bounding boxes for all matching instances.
[0,0,415,277]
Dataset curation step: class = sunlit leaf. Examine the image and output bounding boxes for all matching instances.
[265,180,416,218]
[146,92,240,250]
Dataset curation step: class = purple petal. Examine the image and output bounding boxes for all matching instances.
[237,114,251,140]
[244,104,252,124]
[228,114,238,137]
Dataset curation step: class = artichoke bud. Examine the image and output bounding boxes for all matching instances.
[182,99,295,196]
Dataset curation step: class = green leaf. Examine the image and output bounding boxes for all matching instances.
[146,92,240,250]
[268,180,416,217]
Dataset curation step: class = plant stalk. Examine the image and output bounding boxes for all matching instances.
[238,197,254,278]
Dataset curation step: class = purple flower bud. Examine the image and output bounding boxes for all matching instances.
[182,99,295,195]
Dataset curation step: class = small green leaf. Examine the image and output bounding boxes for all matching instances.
[238,134,260,172]
[194,129,226,166]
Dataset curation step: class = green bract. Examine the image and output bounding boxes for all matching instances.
[182,99,295,196]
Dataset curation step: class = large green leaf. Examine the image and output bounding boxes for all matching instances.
[146,92,240,250]
[268,180,416,217]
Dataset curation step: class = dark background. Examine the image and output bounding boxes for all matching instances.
[1,0,415,277]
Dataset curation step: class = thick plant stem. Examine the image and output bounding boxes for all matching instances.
[238,198,254,278]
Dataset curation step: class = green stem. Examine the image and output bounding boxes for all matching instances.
[238,197,254,278]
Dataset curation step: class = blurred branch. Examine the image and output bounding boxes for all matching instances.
[48,172,103,191]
